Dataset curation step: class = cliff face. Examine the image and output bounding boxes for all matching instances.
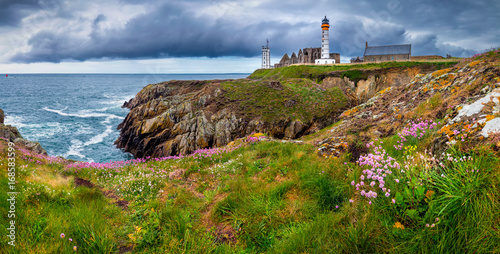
[116,79,351,158]
[116,62,458,158]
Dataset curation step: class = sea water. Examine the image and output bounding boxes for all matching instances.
[0,73,249,162]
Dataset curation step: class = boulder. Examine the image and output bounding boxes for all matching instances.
[14,138,48,155]
[0,124,23,141]
[0,108,4,124]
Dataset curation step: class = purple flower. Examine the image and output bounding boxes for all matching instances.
[435,218,439,222]
[392,199,395,204]
[349,199,354,203]
[60,233,65,238]
[426,224,429,227]
[69,238,72,242]
[369,201,372,205]
[431,224,435,228]
[395,179,399,183]
[385,192,390,197]
[335,205,339,209]
[351,181,355,186]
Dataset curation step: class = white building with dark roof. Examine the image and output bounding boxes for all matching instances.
[363,42,411,62]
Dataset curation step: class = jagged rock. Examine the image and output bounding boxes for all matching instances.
[284,120,305,139]
[0,124,23,141]
[430,133,449,157]
[13,138,48,155]
[0,117,48,155]
[0,108,4,124]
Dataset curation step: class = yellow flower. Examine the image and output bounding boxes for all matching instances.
[128,233,136,241]
[425,190,435,202]
[135,226,142,233]
[393,222,405,229]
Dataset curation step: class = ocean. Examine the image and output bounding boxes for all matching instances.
[0,73,249,162]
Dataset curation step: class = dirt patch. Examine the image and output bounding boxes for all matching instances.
[118,244,134,253]
[213,224,237,244]
[74,177,95,188]
[103,190,129,210]
[267,81,283,90]
[115,200,130,210]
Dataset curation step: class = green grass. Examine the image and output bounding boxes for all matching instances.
[2,122,500,253]
[220,78,348,123]
[248,61,459,81]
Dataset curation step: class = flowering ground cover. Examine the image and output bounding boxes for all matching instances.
[0,49,499,253]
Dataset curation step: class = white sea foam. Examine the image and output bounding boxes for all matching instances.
[27,122,66,139]
[3,115,66,140]
[101,94,135,106]
[64,140,85,159]
[84,125,114,146]
[43,107,123,120]
[75,125,93,135]
[3,114,26,128]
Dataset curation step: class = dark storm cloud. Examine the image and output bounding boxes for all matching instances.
[6,0,499,62]
[12,2,318,63]
[0,0,41,26]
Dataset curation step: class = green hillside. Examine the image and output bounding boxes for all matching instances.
[2,49,500,253]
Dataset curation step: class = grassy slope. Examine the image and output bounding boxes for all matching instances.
[221,61,458,124]
[2,54,500,253]
[248,61,458,81]
[220,78,348,123]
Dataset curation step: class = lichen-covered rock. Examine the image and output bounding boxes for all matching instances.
[316,51,500,158]
[13,138,48,155]
[0,124,23,141]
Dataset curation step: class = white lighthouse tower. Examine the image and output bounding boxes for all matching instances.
[261,39,271,69]
[315,16,335,65]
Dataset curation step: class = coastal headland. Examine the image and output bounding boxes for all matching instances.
[2,49,500,253]
[116,61,457,158]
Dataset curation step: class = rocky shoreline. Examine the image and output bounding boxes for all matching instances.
[0,108,47,155]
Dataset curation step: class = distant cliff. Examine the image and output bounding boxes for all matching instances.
[116,61,457,158]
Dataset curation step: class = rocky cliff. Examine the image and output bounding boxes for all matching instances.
[116,62,457,158]
[0,108,47,155]
[317,51,500,159]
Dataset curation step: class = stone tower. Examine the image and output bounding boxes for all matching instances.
[261,39,271,69]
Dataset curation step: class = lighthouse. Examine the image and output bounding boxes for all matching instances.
[315,16,335,65]
[261,39,271,69]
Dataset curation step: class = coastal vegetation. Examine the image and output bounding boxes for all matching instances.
[248,60,458,81]
[1,48,500,253]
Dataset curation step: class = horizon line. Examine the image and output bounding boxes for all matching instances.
[2,72,252,75]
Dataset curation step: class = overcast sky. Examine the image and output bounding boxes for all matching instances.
[0,0,498,73]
